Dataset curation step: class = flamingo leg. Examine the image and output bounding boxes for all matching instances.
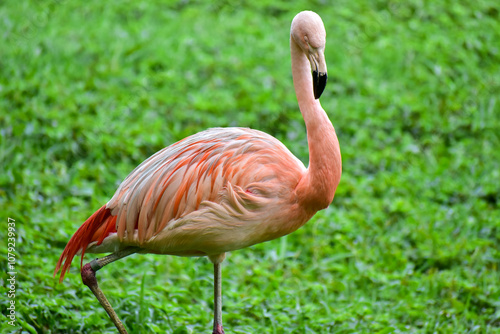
[213,261,225,334]
[81,247,139,334]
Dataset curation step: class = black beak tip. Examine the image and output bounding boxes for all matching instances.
[313,71,328,99]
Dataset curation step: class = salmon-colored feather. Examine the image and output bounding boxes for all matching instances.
[55,205,114,282]
[96,215,118,244]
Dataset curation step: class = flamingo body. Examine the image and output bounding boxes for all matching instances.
[56,127,318,279]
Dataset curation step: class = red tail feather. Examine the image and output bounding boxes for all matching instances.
[54,205,117,282]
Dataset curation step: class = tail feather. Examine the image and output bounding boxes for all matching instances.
[54,205,117,282]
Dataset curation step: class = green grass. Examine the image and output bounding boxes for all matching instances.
[1,0,499,333]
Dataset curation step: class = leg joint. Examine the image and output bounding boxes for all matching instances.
[81,263,98,287]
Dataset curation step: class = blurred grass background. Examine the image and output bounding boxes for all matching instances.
[1,0,499,333]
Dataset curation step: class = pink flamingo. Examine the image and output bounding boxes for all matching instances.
[55,11,341,334]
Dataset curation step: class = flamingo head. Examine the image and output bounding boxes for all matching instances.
[291,11,328,99]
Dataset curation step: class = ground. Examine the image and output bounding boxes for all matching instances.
[0,0,499,333]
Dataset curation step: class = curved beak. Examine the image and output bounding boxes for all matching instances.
[313,70,327,99]
[309,49,328,99]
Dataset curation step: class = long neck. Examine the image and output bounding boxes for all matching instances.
[291,36,342,212]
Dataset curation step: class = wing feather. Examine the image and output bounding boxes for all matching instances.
[103,127,305,245]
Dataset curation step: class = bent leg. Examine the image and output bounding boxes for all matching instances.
[81,247,139,334]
